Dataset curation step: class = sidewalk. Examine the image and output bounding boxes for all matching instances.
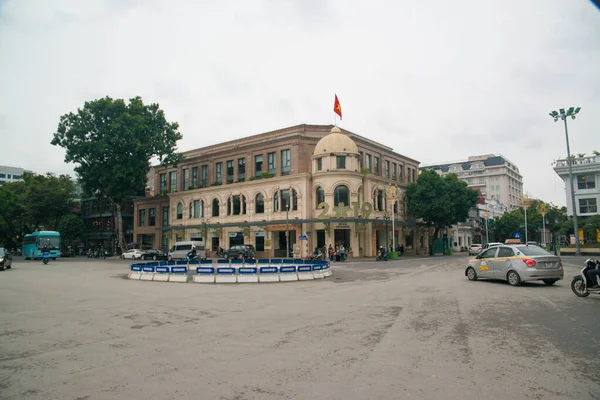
[336,252,470,263]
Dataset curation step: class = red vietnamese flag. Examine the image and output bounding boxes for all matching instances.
[333,94,342,120]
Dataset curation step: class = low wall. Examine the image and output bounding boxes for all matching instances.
[559,247,600,256]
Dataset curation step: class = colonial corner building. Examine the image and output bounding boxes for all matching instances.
[133,124,427,258]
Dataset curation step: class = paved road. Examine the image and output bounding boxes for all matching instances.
[0,256,598,400]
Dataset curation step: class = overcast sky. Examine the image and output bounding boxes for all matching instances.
[1,0,599,206]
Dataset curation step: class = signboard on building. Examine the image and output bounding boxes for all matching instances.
[228,232,243,238]
[334,222,351,230]
[299,235,307,240]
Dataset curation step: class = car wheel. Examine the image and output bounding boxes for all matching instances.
[466,267,477,281]
[153,255,157,261]
[543,279,558,286]
[507,270,521,286]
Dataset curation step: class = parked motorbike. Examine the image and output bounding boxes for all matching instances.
[571,259,600,297]
[376,247,388,261]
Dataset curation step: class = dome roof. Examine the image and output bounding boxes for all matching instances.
[313,126,358,156]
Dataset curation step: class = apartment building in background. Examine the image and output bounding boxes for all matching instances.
[553,154,600,217]
[421,154,524,248]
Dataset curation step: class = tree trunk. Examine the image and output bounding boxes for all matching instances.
[114,200,126,253]
[430,225,440,256]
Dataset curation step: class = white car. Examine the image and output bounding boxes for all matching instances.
[121,249,143,260]
[468,244,483,256]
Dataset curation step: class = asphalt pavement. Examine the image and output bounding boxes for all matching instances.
[0,254,598,400]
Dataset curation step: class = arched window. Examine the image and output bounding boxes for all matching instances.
[334,185,349,207]
[255,193,265,214]
[393,200,398,214]
[201,200,205,218]
[316,187,325,208]
[227,197,232,216]
[212,198,220,217]
[376,190,384,211]
[241,195,246,214]
[274,192,279,212]
[176,203,183,219]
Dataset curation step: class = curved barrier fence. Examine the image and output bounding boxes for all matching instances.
[127,259,332,283]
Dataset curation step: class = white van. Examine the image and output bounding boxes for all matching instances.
[168,241,206,260]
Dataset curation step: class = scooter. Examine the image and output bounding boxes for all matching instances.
[376,247,388,261]
[571,259,600,297]
[42,251,50,265]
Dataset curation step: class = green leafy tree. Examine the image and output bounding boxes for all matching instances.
[406,170,478,240]
[580,215,600,243]
[57,213,84,245]
[492,209,523,241]
[0,173,77,248]
[51,96,182,247]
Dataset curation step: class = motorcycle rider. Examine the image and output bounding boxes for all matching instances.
[585,259,600,288]
[187,247,197,260]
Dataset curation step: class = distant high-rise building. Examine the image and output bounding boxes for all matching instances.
[0,165,33,185]
[421,154,523,211]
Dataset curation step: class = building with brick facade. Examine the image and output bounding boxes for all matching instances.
[133,124,428,258]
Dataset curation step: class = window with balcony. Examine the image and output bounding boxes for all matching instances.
[215,162,222,184]
[192,167,198,188]
[226,160,234,184]
[268,152,276,175]
[238,158,245,181]
[149,208,156,226]
[577,174,596,190]
[138,209,146,227]
[183,169,190,190]
[336,156,346,169]
[159,173,167,193]
[255,155,263,177]
[201,165,208,187]
[579,198,598,214]
[281,149,290,175]
[255,193,265,213]
[169,171,177,193]
[162,206,169,227]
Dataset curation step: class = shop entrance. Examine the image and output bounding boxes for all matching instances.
[316,230,326,249]
[334,229,350,249]
[276,230,296,257]
[211,237,220,252]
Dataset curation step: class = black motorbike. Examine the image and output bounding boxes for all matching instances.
[376,247,388,261]
[571,259,600,297]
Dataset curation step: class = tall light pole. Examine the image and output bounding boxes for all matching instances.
[285,203,290,258]
[550,107,581,256]
[482,210,489,244]
[539,203,548,247]
[520,195,529,244]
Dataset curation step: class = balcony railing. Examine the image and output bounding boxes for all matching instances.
[554,156,600,168]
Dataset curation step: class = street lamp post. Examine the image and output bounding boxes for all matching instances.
[285,203,290,258]
[384,213,389,252]
[520,195,529,244]
[482,210,489,244]
[550,107,581,256]
[539,203,548,247]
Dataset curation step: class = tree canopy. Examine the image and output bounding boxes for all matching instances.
[0,173,79,249]
[492,201,568,243]
[51,96,182,247]
[405,170,478,237]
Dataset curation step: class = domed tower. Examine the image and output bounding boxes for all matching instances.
[310,126,363,258]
